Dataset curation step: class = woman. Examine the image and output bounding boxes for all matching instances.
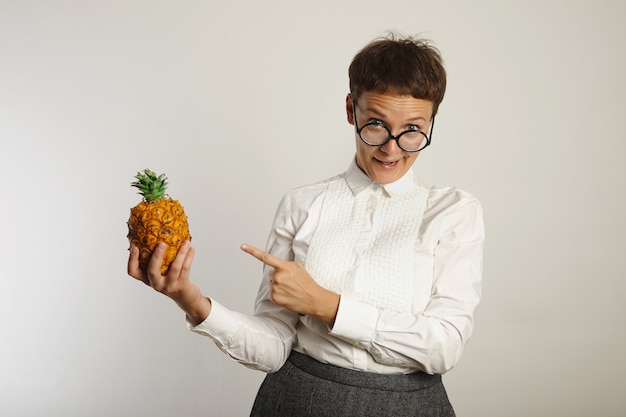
[128,33,484,416]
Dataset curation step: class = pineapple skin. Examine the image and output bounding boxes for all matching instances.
[127,197,191,275]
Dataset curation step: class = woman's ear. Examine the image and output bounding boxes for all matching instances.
[346,93,355,125]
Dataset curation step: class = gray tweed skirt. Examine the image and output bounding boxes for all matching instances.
[250,351,456,417]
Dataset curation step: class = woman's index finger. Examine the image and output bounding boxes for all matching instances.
[240,244,284,269]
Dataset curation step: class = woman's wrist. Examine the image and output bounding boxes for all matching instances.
[175,289,212,326]
[314,290,340,327]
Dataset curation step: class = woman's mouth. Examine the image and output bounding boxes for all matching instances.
[377,159,398,168]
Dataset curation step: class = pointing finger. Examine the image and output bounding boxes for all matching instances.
[241,244,284,269]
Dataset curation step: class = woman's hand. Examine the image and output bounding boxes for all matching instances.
[127,240,211,325]
[241,243,339,326]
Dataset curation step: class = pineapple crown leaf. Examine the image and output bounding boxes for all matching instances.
[131,169,168,202]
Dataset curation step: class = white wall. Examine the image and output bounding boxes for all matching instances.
[1,1,625,416]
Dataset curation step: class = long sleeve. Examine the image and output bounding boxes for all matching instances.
[329,193,484,375]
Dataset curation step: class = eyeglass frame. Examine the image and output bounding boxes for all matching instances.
[352,100,435,153]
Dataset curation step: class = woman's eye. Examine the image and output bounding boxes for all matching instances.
[406,124,421,132]
[370,120,386,128]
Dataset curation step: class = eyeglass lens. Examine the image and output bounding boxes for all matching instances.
[359,124,428,151]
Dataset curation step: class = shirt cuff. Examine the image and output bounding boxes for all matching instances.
[329,295,379,348]
[187,299,239,345]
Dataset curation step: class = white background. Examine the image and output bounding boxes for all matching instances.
[1,1,625,416]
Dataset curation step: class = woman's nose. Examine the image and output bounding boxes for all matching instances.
[379,136,403,154]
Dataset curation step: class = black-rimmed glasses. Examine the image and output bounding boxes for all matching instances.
[353,100,434,152]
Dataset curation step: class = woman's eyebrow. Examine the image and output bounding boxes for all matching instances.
[408,115,427,123]
[365,107,427,123]
[361,106,385,119]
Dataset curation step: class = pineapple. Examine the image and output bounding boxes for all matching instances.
[127,169,191,275]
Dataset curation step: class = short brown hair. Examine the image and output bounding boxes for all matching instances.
[349,33,447,116]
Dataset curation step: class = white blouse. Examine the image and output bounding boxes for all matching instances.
[190,159,484,375]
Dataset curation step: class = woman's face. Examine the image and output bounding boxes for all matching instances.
[346,91,434,184]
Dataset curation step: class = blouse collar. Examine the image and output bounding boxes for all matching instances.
[345,157,417,197]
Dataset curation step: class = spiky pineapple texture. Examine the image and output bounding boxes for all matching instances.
[127,169,191,275]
